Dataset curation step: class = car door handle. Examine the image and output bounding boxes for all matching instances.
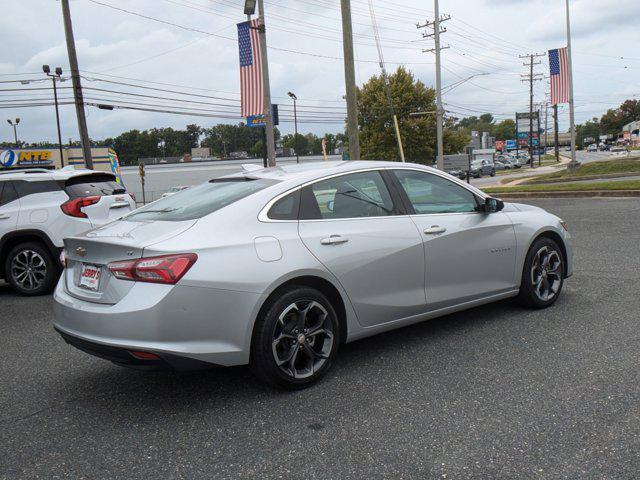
[0,215,10,220]
[423,226,446,235]
[320,235,349,246]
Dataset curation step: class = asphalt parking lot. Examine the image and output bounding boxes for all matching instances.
[2,198,639,479]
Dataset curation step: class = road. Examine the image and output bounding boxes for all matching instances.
[2,198,640,479]
[122,155,340,202]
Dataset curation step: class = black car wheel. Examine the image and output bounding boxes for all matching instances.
[517,237,564,309]
[4,242,58,296]
[251,286,340,389]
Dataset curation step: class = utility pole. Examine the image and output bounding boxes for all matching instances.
[553,104,560,162]
[565,0,579,170]
[61,0,93,169]
[256,0,276,167]
[340,0,360,160]
[520,53,544,168]
[417,9,450,170]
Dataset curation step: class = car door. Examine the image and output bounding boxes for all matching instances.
[0,181,20,235]
[297,170,426,327]
[390,169,517,310]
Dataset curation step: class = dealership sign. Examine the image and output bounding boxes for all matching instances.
[0,149,54,168]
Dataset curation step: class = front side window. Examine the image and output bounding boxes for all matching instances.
[124,177,278,222]
[300,171,395,220]
[394,170,478,214]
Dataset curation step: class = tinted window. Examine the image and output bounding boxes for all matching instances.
[64,174,125,198]
[300,171,395,220]
[125,177,278,222]
[0,182,19,207]
[267,190,300,220]
[394,170,478,214]
[13,180,61,198]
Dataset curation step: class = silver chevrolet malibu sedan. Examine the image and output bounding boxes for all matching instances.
[53,161,572,388]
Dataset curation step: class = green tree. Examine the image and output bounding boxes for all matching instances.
[599,99,640,134]
[357,67,467,162]
[491,119,516,140]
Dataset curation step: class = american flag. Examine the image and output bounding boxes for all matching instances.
[237,20,263,118]
[549,47,569,105]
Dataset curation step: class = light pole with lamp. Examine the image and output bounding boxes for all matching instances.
[7,118,20,146]
[43,65,65,167]
[287,92,299,163]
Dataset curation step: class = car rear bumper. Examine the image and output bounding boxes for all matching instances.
[55,327,215,371]
[52,278,266,368]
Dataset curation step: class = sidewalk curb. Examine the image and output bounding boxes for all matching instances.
[522,171,640,185]
[491,190,640,199]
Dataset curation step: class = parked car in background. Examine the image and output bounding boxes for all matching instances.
[447,169,466,180]
[470,159,496,177]
[162,186,190,198]
[611,146,628,155]
[587,144,597,152]
[0,167,135,296]
[52,161,573,388]
[494,159,509,171]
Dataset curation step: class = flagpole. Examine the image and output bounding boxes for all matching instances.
[257,0,276,167]
[565,0,579,169]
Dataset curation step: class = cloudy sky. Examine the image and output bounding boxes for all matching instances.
[2,0,639,144]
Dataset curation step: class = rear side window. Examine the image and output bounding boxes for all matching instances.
[0,182,19,207]
[13,180,61,198]
[267,190,300,220]
[125,177,278,222]
[64,174,125,198]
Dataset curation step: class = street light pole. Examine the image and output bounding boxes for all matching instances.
[7,119,19,146]
[288,92,299,164]
[43,65,65,167]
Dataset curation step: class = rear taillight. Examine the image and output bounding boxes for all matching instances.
[60,196,100,218]
[60,250,67,268]
[108,253,197,284]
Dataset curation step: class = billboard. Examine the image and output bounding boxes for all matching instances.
[0,149,55,168]
[516,112,540,148]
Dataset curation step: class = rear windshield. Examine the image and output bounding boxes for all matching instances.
[64,174,125,198]
[124,177,278,222]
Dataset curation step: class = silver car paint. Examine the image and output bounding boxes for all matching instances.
[53,161,573,367]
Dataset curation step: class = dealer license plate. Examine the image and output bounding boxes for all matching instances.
[79,264,101,291]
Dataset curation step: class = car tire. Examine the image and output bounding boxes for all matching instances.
[250,286,340,389]
[4,242,58,296]
[517,237,564,309]
[490,170,496,177]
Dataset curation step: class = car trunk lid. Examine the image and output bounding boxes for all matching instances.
[63,219,197,304]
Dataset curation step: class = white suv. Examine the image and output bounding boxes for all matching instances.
[0,167,135,295]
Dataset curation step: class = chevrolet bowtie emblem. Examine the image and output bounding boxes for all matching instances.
[76,246,87,257]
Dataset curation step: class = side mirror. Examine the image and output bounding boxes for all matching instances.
[483,197,504,213]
